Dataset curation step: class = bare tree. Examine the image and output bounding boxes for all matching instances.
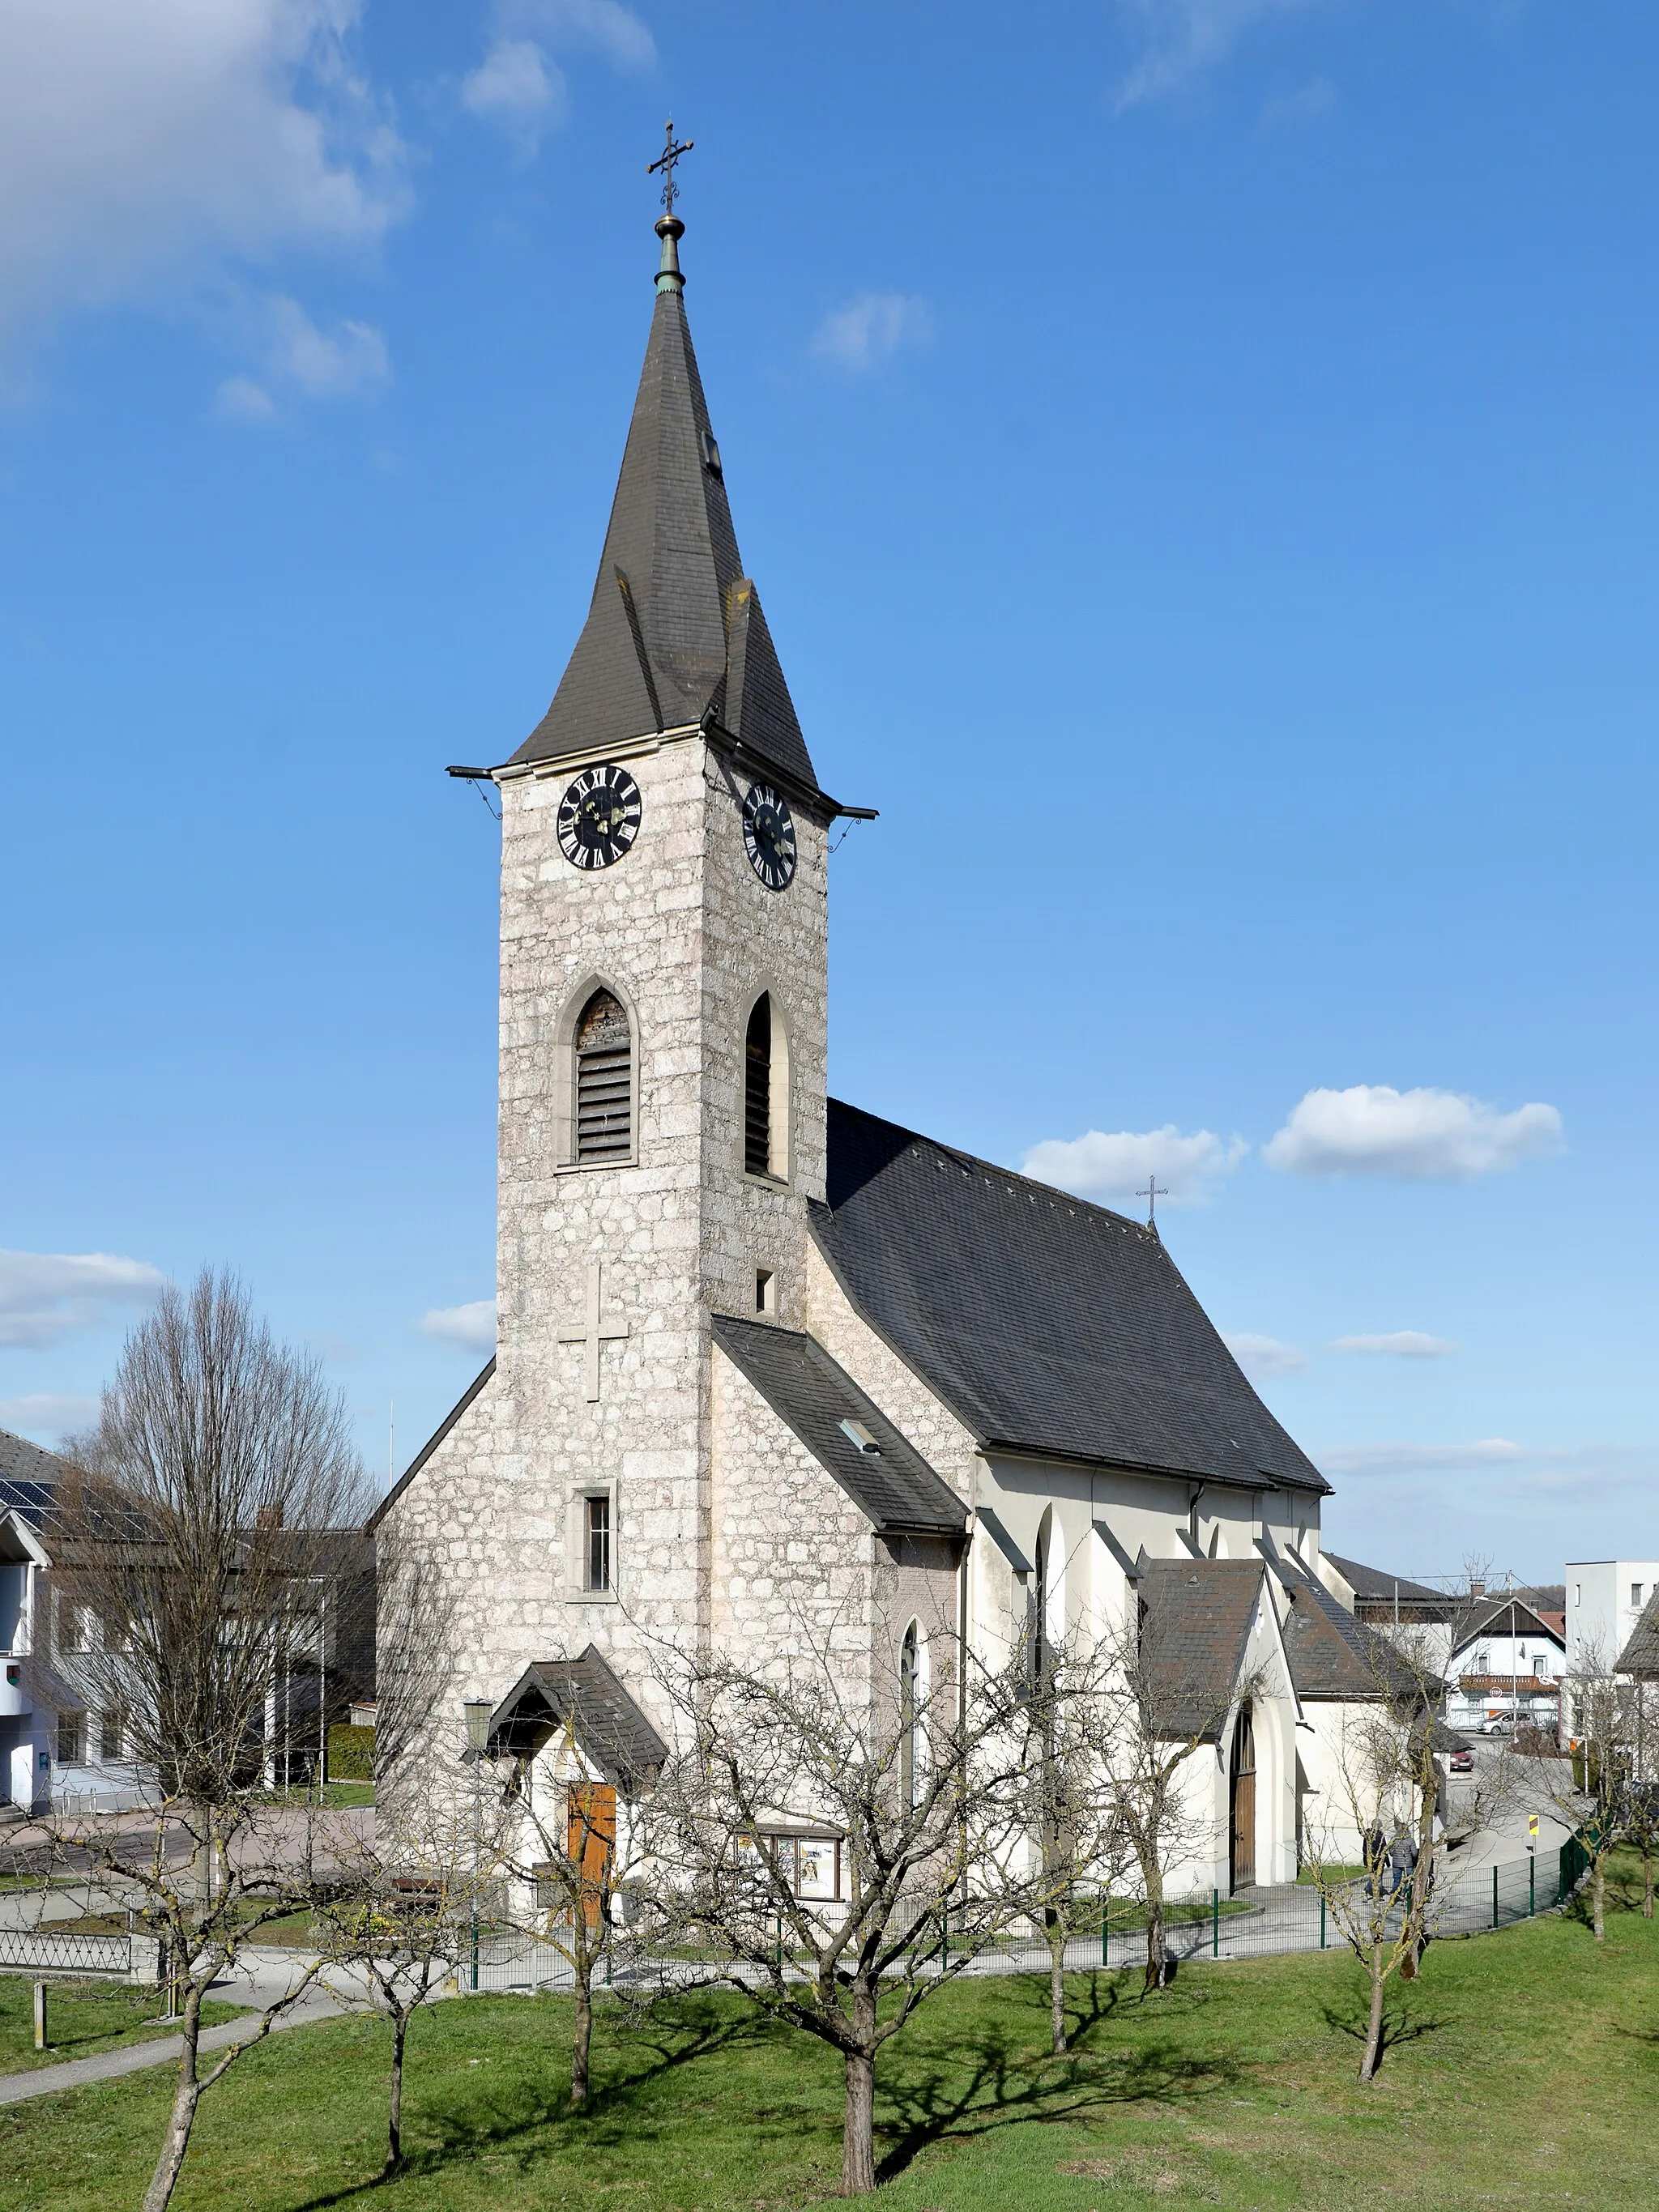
[318,1758,497,2177]
[1021,1636,1128,2053]
[1525,1639,1631,1941]
[646,1609,1054,2197]
[1298,1630,1493,2082]
[27,1270,371,2212]
[1086,1599,1256,1993]
[482,1728,660,2109]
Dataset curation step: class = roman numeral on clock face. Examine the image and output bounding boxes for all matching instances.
[557,763,643,870]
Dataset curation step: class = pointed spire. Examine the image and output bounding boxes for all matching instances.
[510,157,817,791]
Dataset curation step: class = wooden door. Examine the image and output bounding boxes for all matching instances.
[1229,1707,1256,1893]
[567,1781,616,1924]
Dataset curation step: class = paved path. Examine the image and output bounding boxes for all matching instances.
[0,1991,350,2106]
[0,1950,377,2108]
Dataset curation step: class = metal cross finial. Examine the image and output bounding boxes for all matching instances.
[648,117,694,215]
[1137,1174,1169,1230]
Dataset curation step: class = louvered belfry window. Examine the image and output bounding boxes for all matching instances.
[574,989,632,1160]
[744,995,772,1177]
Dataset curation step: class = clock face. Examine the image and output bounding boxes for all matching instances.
[741,783,796,891]
[557,764,642,871]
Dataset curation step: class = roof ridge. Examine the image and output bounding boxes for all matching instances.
[824,1097,1149,1238]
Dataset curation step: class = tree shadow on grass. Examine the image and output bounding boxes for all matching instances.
[1317,1998,1448,2069]
[288,1996,769,2209]
[872,1975,1241,2184]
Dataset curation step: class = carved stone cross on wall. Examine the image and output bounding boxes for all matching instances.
[557,1261,630,1402]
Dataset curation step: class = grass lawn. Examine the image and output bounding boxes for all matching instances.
[0,1980,245,2073]
[0,1858,1655,2211]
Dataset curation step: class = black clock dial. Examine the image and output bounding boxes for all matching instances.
[557,764,642,870]
[741,783,796,891]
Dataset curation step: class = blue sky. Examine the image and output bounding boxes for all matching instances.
[2,1,1654,1583]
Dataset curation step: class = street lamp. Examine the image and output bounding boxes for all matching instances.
[463,1701,493,1993]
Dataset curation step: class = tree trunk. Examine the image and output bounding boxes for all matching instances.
[1358,1956,1387,2084]
[385,2006,408,2176]
[143,1985,205,2212]
[570,1961,593,2108]
[1047,1913,1067,2055]
[1142,1863,1166,1993]
[1592,1856,1606,1941]
[841,1985,878,2195]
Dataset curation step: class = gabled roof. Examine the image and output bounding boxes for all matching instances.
[1322,1553,1448,1612]
[711,1314,966,1536]
[1618,1591,1659,1679]
[485,1645,667,1792]
[1136,1558,1268,1741]
[1273,1557,1421,1701]
[509,226,818,799]
[809,1102,1329,1496]
[1449,1597,1566,1658]
[0,1425,66,1498]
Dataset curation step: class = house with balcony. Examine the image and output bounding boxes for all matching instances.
[1445,1595,1565,1736]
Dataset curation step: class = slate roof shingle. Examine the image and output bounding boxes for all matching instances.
[1135,1558,1265,1741]
[487,1646,668,1790]
[1618,1591,1659,1679]
[711,1313,966,1536]
[811,1102,1330,1495]
[1322,1554,1449,1612]
[510,264,819,799]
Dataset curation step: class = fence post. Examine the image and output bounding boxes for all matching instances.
[1492,1864,1499,1930]
[941,1911,948,1975]
[1102,1893,1109,1969]
[1212,1889,1220,1958]
[471,1910,480,1994]
[1319,1896,1325,1950]
[1529,1855,1535,1917]
[33,1982,46,2052]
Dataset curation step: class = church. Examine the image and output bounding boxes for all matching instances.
[375,183,1390,1900]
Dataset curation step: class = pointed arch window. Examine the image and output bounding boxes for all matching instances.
[574,989,633,1161]
[899,1623,920,1812]
[744,994,786,1180]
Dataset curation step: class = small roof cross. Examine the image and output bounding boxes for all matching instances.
[1137,1174,1169,1231]
[648,117,694,215]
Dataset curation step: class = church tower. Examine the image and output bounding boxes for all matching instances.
[478,188,851,1673]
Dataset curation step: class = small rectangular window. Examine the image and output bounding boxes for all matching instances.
[99,1711,124,1762]
[755,1268,774,1315]
[56,1711,86,1765]
[1633,1583,1644,1609]
[586,1495,611,1593]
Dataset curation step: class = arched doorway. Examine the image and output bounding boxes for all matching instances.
[1229,1705,1256,1893]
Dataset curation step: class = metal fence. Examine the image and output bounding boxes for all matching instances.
[0,1930,132,1976]
[460,1838,1589,1994]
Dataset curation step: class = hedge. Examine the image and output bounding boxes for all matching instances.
[326,1723,375,1781]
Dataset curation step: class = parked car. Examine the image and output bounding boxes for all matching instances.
[1478,1714,1514,1737]
[1449,1746,1475,1773]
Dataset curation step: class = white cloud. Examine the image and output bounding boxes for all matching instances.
[1021,1124,1247,1207]
[0,2,406,343]
[810,293,934,374]
[1224,1332,1306,1375]
[215,294,388,422]
[463,2,653,153]
[0,1250,167,1351]
[420,1299,497,1354]
[1263,1085,1564,1180]
[1115,0,1324,109]
[1333,1330,1457,1358]
[462,39,568,147]
[0,1395,97,1443]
